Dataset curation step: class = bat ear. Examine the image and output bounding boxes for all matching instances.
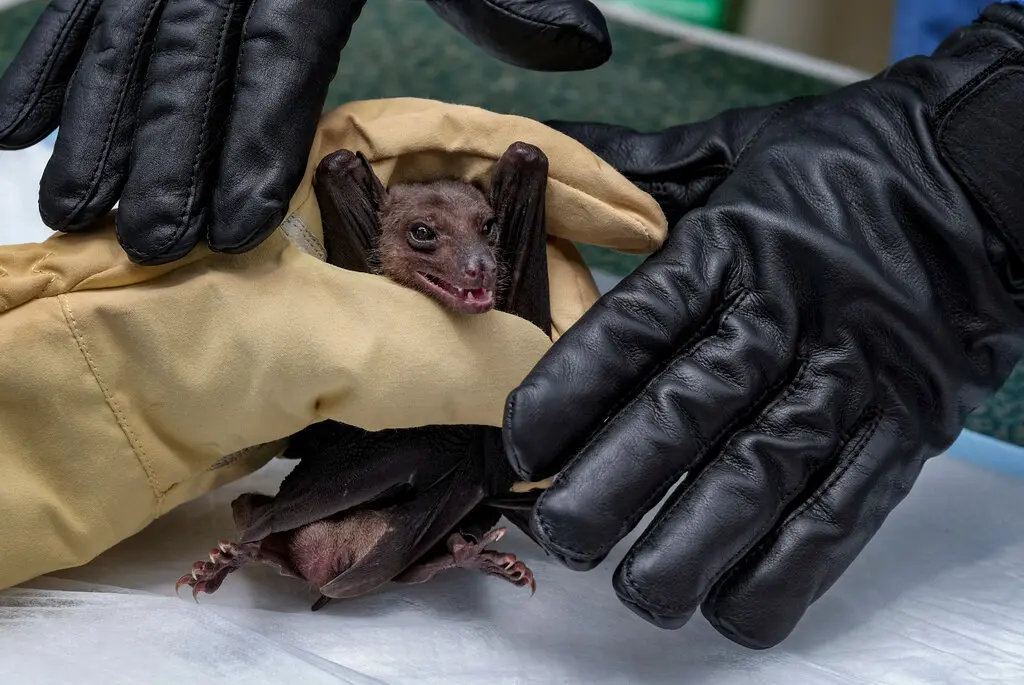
[354,150,389,205]
[313,149,387,273]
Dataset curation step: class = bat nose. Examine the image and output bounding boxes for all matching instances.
[465,254,495,284]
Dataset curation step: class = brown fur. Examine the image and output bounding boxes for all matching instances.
[374,180,504,313]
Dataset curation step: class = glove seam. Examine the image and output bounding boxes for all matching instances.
[932,48,1021,123]
[595,282,752,460]
[61,0,164,231]
[535,288,781,561]
[703,406,885,633]
[0,0,95,138]
[57,293,165,505]
[734,99,800,167]
[221,0,256,191]
[613,356,813,614]
[140,0,239,257]
[204,0,260,253]
[512,284,748,483]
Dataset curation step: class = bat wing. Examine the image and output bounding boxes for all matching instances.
[235,422,480,543]
[313,148,385,273]
[490,141,552,336]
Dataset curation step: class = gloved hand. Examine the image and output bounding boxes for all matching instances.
[503,2,1024,649]
[0,0,610,265]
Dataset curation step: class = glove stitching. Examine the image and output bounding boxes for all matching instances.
[0,0,96,138]
[536,288,795,563]
[221,0,257,172]
[506,285,750,483]
[634,173,731,225]
[695,365,863,599]
[932,49,1020,122]
[703,406,884,636]
[58,294,164,504]
[591,283,753,452]
[733,100,799,168]
[152,0,238,256]
[72,0,164,231]
[613,356,812,615]
[195,0,257,250]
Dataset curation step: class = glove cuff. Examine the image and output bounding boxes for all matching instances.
[932,3,1024,306]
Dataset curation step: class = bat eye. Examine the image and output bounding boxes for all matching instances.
[481,219,496,236]
[408,224,436,243]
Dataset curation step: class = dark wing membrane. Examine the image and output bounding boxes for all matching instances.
[313,148,386,273]
[237,421,482,542]
[490,141,552,336]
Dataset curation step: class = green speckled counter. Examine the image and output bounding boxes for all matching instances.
[2,0,1022,445]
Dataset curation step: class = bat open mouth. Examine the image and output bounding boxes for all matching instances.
[417,272,495,313]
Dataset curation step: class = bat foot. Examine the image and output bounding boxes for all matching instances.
[174,540,259,600]
[393,527,538,593]
[449,527,537,594]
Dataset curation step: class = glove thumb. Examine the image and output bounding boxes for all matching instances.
[546,102,791,226]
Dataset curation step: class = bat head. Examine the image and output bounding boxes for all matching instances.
[376,179,501,314]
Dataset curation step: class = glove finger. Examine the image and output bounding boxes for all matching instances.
[207,0,368,254]
[546,103,787,225]
[524,293,799,571]
[37,0,168,230]
[425,0,611,71]
[699,409,922,649]
[116,0,252,264]
[610,360,871,631]
[0,0,102,149]
[505,221,743,483]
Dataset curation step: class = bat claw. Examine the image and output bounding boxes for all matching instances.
[445,528,538,595]
[173,540,257,601]
[311,595,333,612]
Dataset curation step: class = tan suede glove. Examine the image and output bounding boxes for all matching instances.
[0,97,666,590]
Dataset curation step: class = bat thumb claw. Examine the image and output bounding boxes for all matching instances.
[311,595,333,612]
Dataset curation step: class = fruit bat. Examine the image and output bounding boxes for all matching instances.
[175,141,552,611]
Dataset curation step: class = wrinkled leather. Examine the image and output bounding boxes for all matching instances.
[503,2,1024,649]
[0,0,611,265]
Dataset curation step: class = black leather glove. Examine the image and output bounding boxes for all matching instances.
[503,2,1024,649]
[0,0,610,265]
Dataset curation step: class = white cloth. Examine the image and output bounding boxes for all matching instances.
[3,140,1024,685]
